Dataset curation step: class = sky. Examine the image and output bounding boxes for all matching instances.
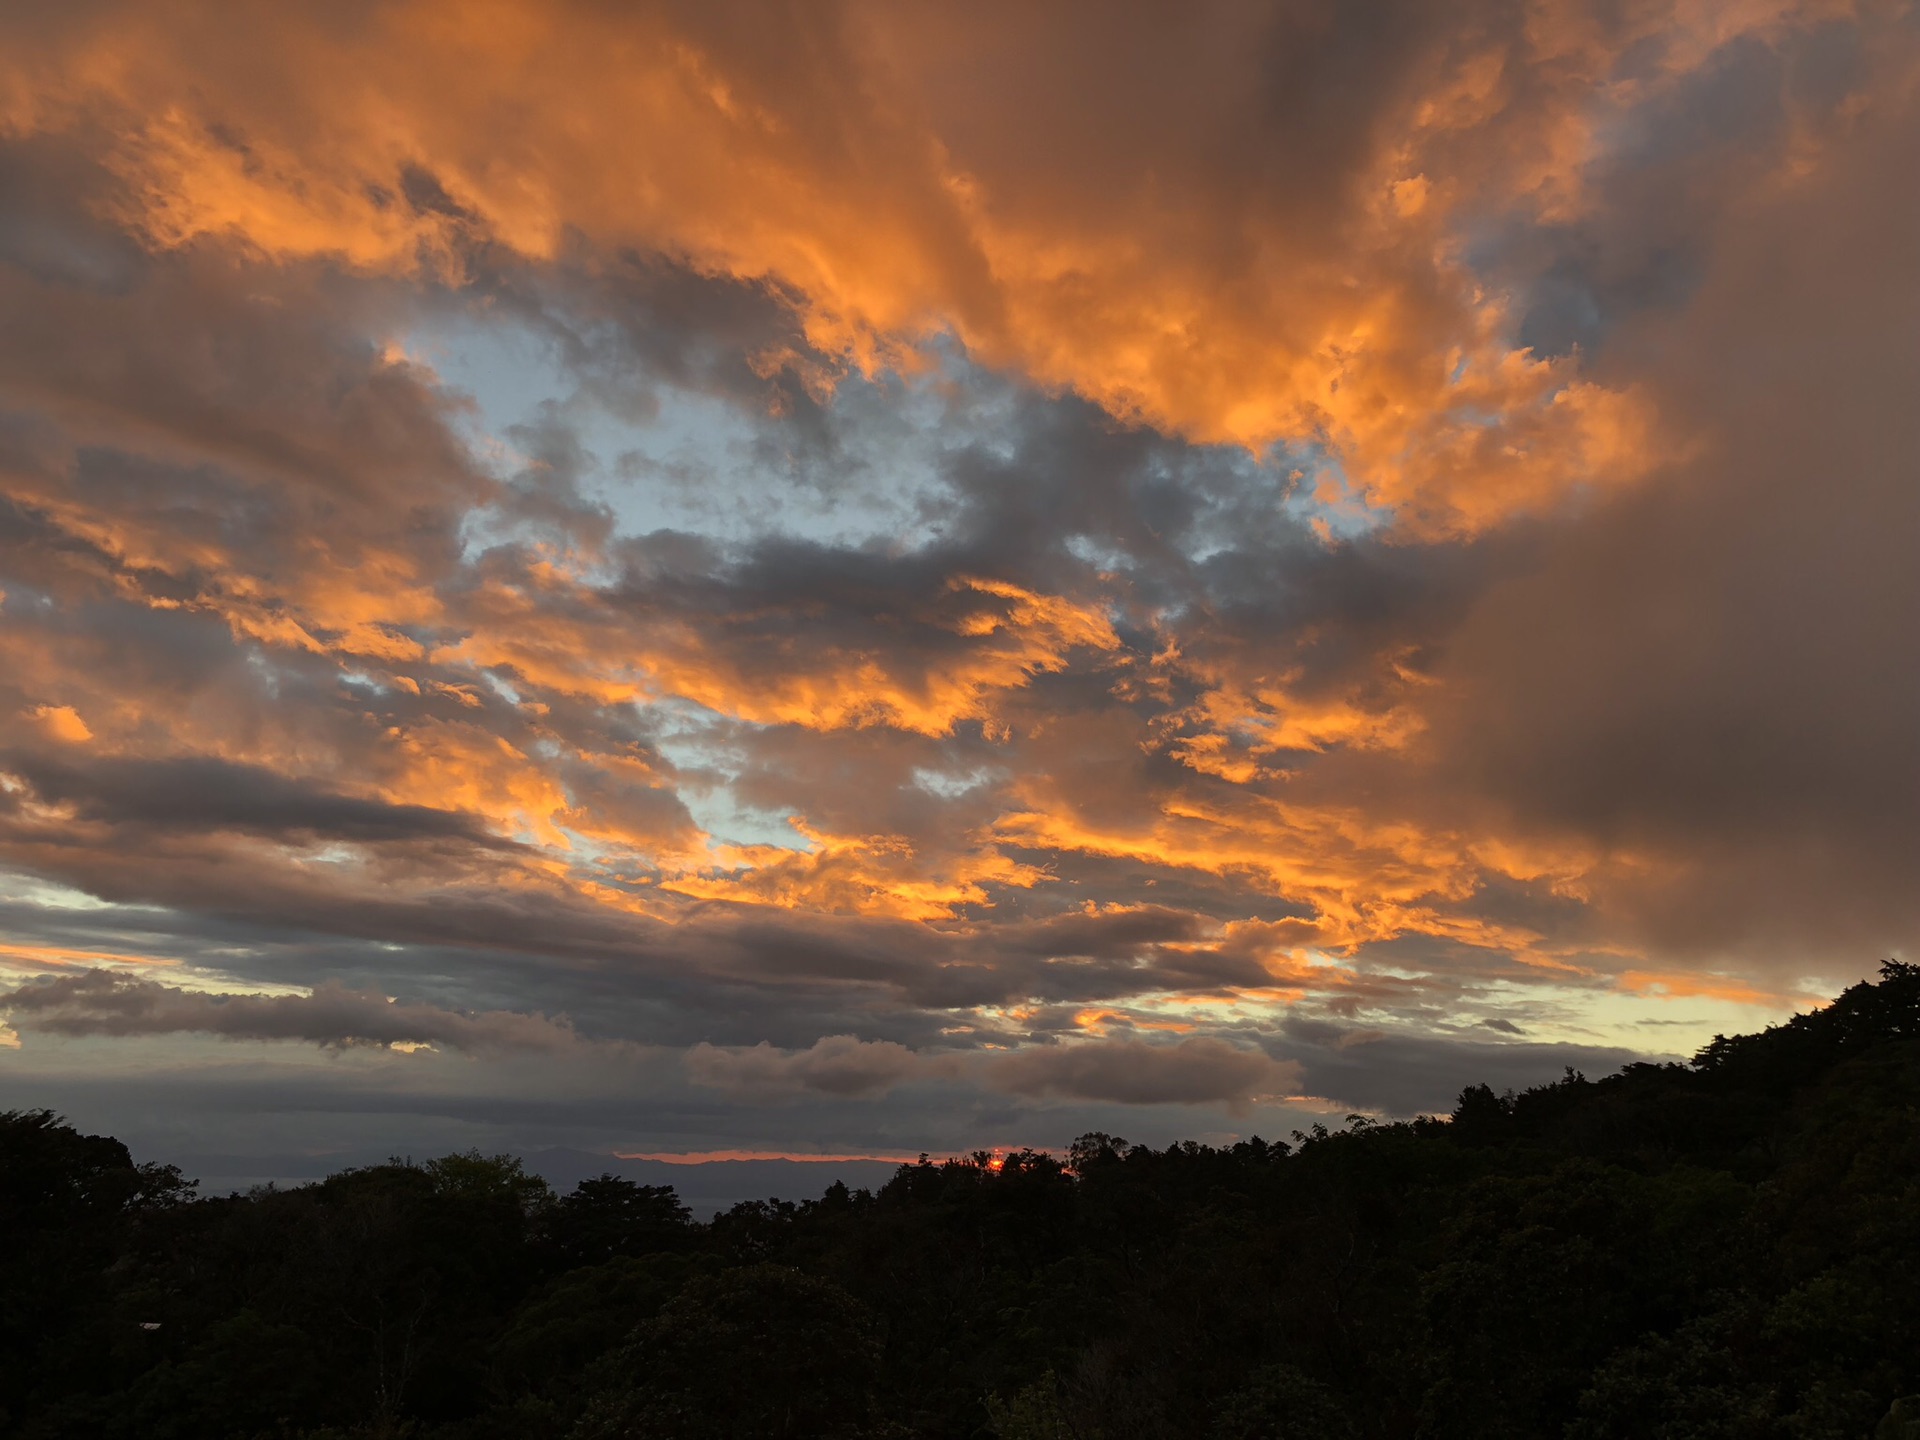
[0,0,1916,1182]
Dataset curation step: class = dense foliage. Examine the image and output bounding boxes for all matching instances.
[6,963,1920,1439]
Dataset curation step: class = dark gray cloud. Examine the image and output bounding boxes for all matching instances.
[1410,66,1920,972]
[0,971,582,1054]
[685,1034,926,1101]
[684,1030,1314,1112]
[0,752,509,845]
[990,1037,1302,1112]
[1269,1013,1655,1118]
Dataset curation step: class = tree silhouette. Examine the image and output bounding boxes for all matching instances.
[4,962,1919,1438]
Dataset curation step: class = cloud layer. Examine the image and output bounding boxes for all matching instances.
[0,0,1913,1164]
[0,971,580,1055]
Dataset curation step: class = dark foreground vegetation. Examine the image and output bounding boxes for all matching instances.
[6,964,1920,1440]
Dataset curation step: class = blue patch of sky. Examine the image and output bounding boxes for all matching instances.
[910,763,995,799]
[635,696,812,854]
[405,308,969,553]
[416,304,1382,564]
[0,872,119,912]
[1274,449,1392,543]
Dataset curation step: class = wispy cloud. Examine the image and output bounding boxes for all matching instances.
[0,971,583,1055]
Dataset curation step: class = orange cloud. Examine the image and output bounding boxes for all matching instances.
[1149,654,1430,783]
[437,570,1118,736]
[1616,970,1798,1007]
[0,941,179,974]
[26,704,92,744]
[664,820,1044,922]
[3,0,1799,531]
[992,783,1595,965]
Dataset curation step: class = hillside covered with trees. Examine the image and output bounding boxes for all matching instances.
[6,963,1920,1440]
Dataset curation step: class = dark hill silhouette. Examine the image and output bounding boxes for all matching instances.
[4,961,1918,1438]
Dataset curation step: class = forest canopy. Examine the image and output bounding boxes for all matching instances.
[5,962,1919,1439]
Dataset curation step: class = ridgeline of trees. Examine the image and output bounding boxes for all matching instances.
[6,963,1920,1440]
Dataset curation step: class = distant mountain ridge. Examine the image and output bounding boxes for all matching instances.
[166,1147,909,1215]
[521,1150,906,1216]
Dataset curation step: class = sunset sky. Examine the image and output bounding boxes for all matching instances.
[1,0,1915,1180]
